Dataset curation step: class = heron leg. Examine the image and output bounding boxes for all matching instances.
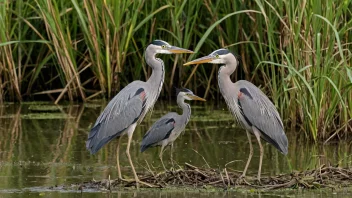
[159,145,167,171]
[170,143,174,169]
[116,137,122,180]
[241,130,253,178]
[253,127,263,183]
[125,123,154,188]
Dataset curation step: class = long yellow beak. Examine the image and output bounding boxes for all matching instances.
[190,95,206,102]
[168,46,194,54]
[183,55,214,66]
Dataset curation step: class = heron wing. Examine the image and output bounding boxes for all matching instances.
[236,80,288,154]
[86,81,147,154]
[140,112,177,152]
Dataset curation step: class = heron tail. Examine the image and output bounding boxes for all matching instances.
[259,128,288,155]
[140,144,150,152]
[86,123,120,154]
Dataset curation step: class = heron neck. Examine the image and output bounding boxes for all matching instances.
[145,49,165,103]
[177,95,191,123]
[218,60,237,94]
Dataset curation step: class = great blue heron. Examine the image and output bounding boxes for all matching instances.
[86,40,193,188]
[184,49,288,182]
[140,88,206,170]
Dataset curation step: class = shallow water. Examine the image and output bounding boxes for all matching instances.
[0,101,351,197]
[0,190,351,198]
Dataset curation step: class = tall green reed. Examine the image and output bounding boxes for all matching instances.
[0,0,21,101]
[35,0,86,103]
[72,0,171,99]
[251,0,352,141]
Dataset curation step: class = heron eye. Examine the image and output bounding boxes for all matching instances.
[161,45,166,49]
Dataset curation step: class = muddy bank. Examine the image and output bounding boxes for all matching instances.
[52,163,352,191]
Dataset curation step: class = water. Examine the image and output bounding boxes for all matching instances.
[0,101,351,197]
[0,190,350,198]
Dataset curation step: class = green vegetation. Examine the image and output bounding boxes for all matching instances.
[0,0,351,140]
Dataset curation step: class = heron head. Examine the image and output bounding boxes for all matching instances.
[149,40,194,54]
[176,88,206,101]
[184,49,240,65]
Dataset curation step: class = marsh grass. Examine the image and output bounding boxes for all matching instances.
[251,0,352,141]
[0,0,351,140]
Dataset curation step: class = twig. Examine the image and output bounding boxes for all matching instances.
[185,162,197,170]
[68,165,352,190]
[219,170,226,187]
[263,179,297,190]
[195,169,209,178]
[108,175,111,193]
[224,168,231,187]
[192,149,210,168]
[143,160,156,178]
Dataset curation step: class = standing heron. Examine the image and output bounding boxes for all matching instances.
[140,88,206,170]
[184,49,288,182]
[86,40,193,188]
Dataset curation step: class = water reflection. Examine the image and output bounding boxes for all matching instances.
[0,102,351,193]
[0,189,351,198]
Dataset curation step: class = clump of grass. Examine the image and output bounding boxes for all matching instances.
[35,0,89,103]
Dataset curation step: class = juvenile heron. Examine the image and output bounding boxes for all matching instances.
[140,88,206,170]
[184,49,288,182]
[86,40,193,188]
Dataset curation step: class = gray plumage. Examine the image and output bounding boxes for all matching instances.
[184,49,288,181]
[86,82,147,154]
[85,40,193,188]
[235,81,287,154]
[86,49,161,154]
[140,88,205,170]
[140,114,176,152]
[140,89,198,151]
[216,55,288,155]
[86,40,193,154]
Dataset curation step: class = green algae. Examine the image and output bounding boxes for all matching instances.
[28,105,62,112]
